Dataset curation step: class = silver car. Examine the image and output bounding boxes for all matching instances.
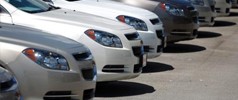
[215,0,232,16]
[189,0,217,26]
[0,24,96,100]
[232,0,238,7]
[0,67,22,100]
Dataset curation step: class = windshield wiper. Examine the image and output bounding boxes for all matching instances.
[47,5,60,11]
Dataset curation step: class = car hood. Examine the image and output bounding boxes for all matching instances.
[71,0,154,16]
[34,8,133,31]
[0,24,84,50]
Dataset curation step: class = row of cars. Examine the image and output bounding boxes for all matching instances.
[0,0,234,100]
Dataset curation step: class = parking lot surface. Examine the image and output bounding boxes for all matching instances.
[95,9,238,100]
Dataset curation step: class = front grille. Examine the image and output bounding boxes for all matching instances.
[198,17,205,22]
[73,52,90,61]
[102,65,124,73]
[82,68,94,80]
[125,33,140,40]
[132,46,143,57]
[210,5,215,12]
[44,91,72,100]
[150,18,160,25]
[83,89,94,100]
[0,78,15,90]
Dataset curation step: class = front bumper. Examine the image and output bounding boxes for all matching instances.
[196,6,216,26]
[80,32,144,82]
[8,54,96,100]
[154,6,199,43]
[138,24,165,58]
[95,45,144,82]
[163,16,199,42]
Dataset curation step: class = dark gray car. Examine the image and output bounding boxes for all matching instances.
[99,0,199,43]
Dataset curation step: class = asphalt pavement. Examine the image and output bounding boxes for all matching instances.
[95,9,238,100]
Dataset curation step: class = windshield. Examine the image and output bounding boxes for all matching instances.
[5,0,54,13]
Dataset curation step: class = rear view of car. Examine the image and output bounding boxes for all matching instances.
[0,24,96,100]
[189,0,216,26]
[215,0,232,16]
[0,67,22,100]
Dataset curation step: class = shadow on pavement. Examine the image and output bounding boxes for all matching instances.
[142,62,174,73]
[163,43,206,53]
[229,12,238,16]
[95,81,155,97]
[213,20,236,27]
[197,31,222,39]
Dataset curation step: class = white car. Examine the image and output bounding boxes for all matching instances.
[1,0,145,82]
[0,67,22,100]
[232,0,238,7]
[42,0,165,58]
[215,0,232,16]
[0,23,96,100]
[190,0,217,26]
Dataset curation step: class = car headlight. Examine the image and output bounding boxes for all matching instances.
[116,15,148,31]
[85,29,123,48]
[22,48,69,70]
[161,3,185,16]
[189,0,205,6]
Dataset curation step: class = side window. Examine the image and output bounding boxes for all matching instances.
[0,6,9,14]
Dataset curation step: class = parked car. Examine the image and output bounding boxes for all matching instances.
[215,0,232,16]
[231,0,238,7]
[42,0,165,59]
[189,0,216,26]
[1,0,145,82]
[0,23,96,100]
[0,67,22,100]
[94,0,199,43]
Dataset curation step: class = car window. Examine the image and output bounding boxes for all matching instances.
[5,0,52,13]
[0,5,9,14]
